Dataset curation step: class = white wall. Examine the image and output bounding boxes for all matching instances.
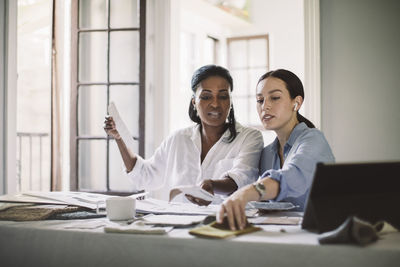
[145,0,173,157]
[320,0,400,162]
[249,0,305,81]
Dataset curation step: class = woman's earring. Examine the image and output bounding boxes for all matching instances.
[193,105,196,111]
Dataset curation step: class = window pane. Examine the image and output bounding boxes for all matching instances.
[78,85,107,136]
[110,31,139,82]
[229,40,247,69]
[110,0,139,28]
[18,134,51,191]
[109,85,139,137]
[17,0,52,192]
[249,38,268,68]
[231,69,248,96]
[78,140,107,191]
[79,32,108,83]
[232,96,249,125]
[180,32,196,91]
[79,0,107,29]
[204,37,216,64]
[249,68,266,126]
[249,95,261,126]
[249,68,266,93]
[109,139,138,191]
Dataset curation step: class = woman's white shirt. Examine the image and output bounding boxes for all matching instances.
[125,123,264,201]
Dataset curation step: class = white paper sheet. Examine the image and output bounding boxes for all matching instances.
[0,194,66,206]
[137,197,219,215]
[20,191,147,210]
[169,185,222,202]
[108,102,136,152]
[22,191,112,209]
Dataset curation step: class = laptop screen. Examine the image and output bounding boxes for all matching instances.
[302,162,400,233]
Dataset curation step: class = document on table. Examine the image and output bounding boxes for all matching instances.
[169,185,222,203]
[137,197,219,215]
[108,102,136,152]
[0,191,148,210]
[0,193,66,206]
[22,191,112,209]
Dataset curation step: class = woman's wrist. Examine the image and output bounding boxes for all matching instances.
[244,183,263,202]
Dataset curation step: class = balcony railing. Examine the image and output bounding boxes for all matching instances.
[16,132,50,191]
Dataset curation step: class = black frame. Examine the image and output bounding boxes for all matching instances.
[70,0,146,193]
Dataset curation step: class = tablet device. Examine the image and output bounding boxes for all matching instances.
[302,161,400,233]
[247,201,296,211]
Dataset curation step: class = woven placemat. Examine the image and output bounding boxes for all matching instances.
[0,204,85,221]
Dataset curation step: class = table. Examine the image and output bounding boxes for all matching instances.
[0,217,399,267]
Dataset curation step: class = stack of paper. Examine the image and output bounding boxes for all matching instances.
[136,198,219,215]
[169,185,222,203]
[0,191,147,210]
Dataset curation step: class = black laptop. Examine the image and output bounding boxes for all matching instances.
[302,161,400,233]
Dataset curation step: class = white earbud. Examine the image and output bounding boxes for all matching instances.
[294,103,298,111]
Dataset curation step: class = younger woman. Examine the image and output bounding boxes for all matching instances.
[218,69,335,230]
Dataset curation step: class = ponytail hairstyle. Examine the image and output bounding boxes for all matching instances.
[257,69,315,128]
[188,65,237,142]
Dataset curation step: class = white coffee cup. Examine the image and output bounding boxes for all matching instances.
[106,196,136,221]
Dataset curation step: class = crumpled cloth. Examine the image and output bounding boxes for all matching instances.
[318,216,398,246]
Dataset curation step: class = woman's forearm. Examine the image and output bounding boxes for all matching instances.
[115,138,137,172]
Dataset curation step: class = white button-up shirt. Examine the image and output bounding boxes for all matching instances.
[126,123,264,201]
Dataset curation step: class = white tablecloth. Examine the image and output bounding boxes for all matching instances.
[0,217,399,267]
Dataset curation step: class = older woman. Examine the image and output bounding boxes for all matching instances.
[104,65,263,204]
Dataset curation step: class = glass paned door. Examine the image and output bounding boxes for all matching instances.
[71,0,145,193]
[16,0,52,192]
